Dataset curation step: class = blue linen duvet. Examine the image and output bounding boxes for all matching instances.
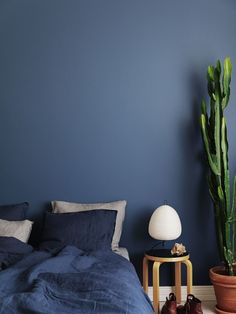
[0,244,154,314]
[0,237,33,270]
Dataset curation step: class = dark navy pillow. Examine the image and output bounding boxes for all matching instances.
[40,210,117,251]
[0,202,28,221]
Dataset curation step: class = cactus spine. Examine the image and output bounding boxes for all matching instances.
[200,57,236,275]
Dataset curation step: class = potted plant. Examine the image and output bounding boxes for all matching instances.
[200,57,236,314]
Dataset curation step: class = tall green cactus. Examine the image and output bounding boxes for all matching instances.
[200,57,236,275]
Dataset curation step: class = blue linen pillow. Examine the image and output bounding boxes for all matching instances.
[0,202,28,221]
[40,210,117,251]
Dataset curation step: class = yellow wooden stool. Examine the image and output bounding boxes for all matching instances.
[143,249,193,314]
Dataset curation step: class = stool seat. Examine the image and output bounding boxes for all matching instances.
[146,248,189,258]
[143,250,193,314]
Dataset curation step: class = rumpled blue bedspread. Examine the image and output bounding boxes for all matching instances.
[0,245,154,313]
[0,237,33,270]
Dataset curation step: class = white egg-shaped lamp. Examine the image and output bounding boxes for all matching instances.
[148,205,182,240]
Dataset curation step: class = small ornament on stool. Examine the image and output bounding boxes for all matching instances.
[171,243,186,256]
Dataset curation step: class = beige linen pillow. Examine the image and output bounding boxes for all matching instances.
[51,200,127,250]
[0,219,33,243]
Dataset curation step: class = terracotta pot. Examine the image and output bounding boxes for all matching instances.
[209,266,236,314]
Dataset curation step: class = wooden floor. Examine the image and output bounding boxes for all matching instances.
[201,301,215,313]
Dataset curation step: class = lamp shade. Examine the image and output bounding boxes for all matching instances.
[148,205,182,240]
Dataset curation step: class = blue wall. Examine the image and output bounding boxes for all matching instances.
[0,0,236,285]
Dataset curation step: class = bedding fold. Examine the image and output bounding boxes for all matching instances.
[0,237,33,270]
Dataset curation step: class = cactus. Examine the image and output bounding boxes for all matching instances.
[200,57,236,275]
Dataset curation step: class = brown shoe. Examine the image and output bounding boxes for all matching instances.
[161,293,177,314]
[177,294,203,314]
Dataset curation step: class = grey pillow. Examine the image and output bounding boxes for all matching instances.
[51,200,127,250]
[0,219,33,243]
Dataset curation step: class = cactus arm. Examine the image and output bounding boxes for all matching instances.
[213,79,222,175]
[212,198,224,260]
[231,176,236,218]
[220,186,232,264]
[222,87,231,109]
[214,62,222,100]
[222,57,232,109]
[201,99,207,116]
[223,57,232,94]
[200,114,220,175]
[221,117,230,214]
[207,66,215,99]
[224,247,234,275]
[208,174,218,203]
[208,174,224,259]
[207,65,215,81]
[216,59,221,75]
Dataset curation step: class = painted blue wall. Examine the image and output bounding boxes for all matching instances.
[0,0,236,285]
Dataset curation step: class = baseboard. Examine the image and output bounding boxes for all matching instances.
[147,286,215,302]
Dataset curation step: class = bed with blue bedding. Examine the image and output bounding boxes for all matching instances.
[0,242,153,314]
[0,202,154,313]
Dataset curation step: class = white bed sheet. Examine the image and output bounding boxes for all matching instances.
[114,247,130,260]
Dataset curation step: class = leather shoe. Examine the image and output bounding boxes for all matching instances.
[161,293,177,314]
[177,294,203,314]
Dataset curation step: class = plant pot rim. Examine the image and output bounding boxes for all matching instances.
[210,266,236,285]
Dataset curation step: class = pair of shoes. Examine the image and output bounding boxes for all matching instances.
[161,293,203,314]
[177,294,203,314]
[161,293,177,314]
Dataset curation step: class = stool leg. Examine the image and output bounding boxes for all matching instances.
[143,256,149,293]
[175,262,181,304]
[153,261,161,314]
[183,260,193,295]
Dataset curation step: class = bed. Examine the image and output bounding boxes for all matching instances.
[0,201,154,314]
